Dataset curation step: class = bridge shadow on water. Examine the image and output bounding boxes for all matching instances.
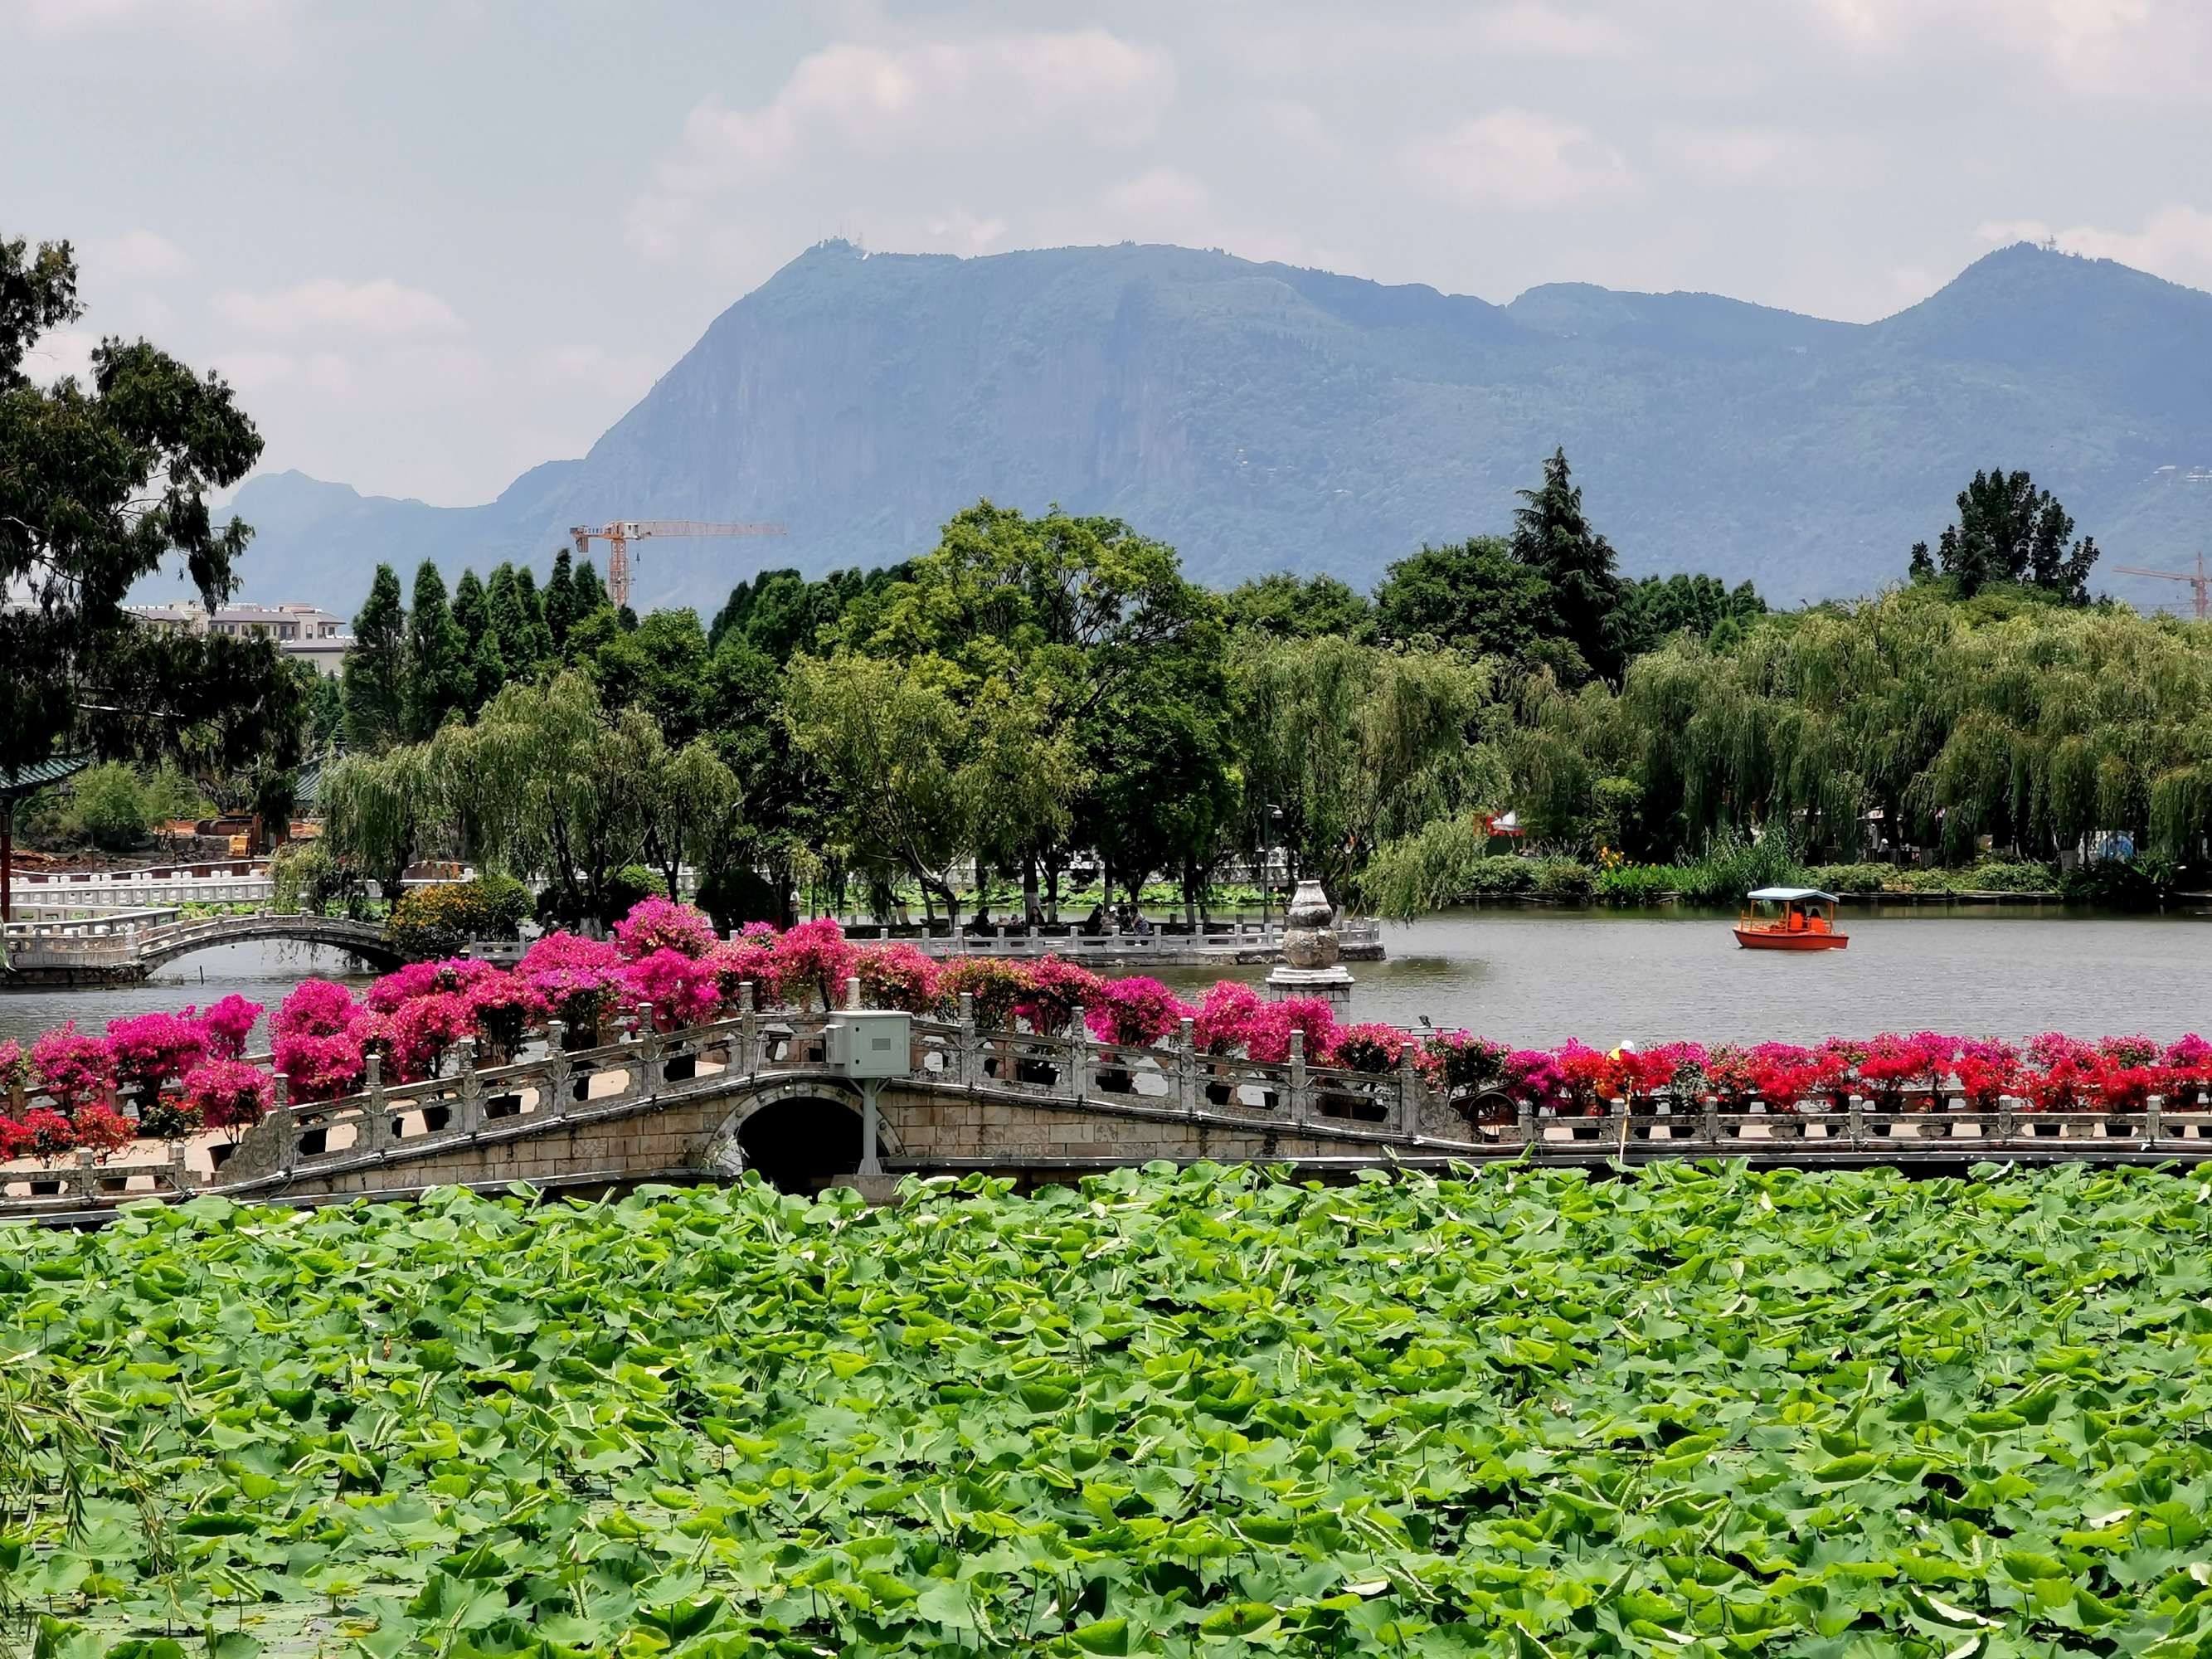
[738,1097,862,1194]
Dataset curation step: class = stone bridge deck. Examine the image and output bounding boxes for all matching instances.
[2,912,402,985]
[8,1000,2212,1224]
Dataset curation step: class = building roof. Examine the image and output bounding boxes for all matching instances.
[1,754,93,799]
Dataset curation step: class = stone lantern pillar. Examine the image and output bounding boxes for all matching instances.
[1266,878,1354,1014]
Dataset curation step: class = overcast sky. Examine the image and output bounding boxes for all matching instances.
[7,0,2210,507]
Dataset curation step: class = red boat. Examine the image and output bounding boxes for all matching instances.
[1733,888,1848,951]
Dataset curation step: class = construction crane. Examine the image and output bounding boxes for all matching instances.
[2113,552,2211,620]
[569,520,789,609]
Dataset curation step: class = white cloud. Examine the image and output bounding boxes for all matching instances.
[1254,100,1343,163]
[1976,206,2212,289]
[1655,124,1880,187]
[14,0,286,28]
[92,229,192,281]
[214,278,464,338]
[1101,166,1214,227]
[1396,109,1631,209]
[1475,2,1631,56]
[659,31,1175,196]
[918,208,1011,255]
[211,349,352,397]
[1803,0,2201,93]
[625,194,697,262]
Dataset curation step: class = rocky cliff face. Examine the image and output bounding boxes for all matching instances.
[229,239,2212,614]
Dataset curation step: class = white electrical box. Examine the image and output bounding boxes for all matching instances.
[825,1011,912,1079]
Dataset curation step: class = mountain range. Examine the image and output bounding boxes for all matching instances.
[226,238,2212,615]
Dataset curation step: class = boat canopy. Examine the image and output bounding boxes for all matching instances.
[1745,887,1840,903]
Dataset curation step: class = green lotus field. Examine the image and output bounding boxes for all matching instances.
[5,1162,2211,1657]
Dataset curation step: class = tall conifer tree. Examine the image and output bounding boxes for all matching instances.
[403,561,469,738]
[342,564,408,752]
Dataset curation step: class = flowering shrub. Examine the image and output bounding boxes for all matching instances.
[707,924,781,1007]
[2022,1034,2099,1112]
[73,1104,136,1159]
[518,932,627,1039]
[1639,1041,1714,1109]
[1503,1048,1566,1112]
[1417,1032,1510,1097]
[192,995,264,1060]
[622,948,724,1032]
[1192,981,1262,1057]
[15,1107,80,1158]
[853,942,942,1015]
[32,1023,114,1111]
[366,958,498,1015]
[614,896,717,961]
[1019,956,1107,1035]
[1553,1041,1616,1115]
[182,1059,273,1132]
[387,992,476,1081]
[1330,1023,1408,1076]
[1087,978,1190,1048]
[0,1039,27,1103]
[1243,999,1339,1066]
[105,1011,212,1101]
[465,971,547,1062]
[1952,1039,2022,1110]
[273,980,376,1102]
[1742,1043,1824,1112]
[938,957,1034,1028]
[771,919,859,1011]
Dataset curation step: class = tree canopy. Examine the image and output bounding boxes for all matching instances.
[1909,467,2100,604]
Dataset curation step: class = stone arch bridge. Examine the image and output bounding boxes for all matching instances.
[9,1001,2212,1222]
[4,912,403,985]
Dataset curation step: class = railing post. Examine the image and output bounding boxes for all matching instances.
[1177,1017,1198,1116]
[1069,1005,1091,1100]
[957,993,979,1089]
[1996,1092,2017,1145]
[1700,1093,1719,1146]
[2146,1092,2163,1146]
[1289,1030,1309,1126]
[737,983,758,1075]
[1398,1046,1422,1139]
[455,1038,484,1134]
[1518,1097,1535,1146]
[270,1073,297,1172]
[634,1002,663,1091]
[542,1022,571,1114]
[362,1052,389,1152]
[844,975,862,1012]
[1846,1091,1864,1147]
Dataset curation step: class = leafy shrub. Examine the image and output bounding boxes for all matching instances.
[270,840,367,917]
[707,925,781,1007]
[516,932,627,1040]
[385,876,532,960]
[1591,863,1681,905]
[1804,863,1896,894]
[770,918,858,1011]
[182,1059,273,1132]
[695,865,783,932]
[2059,857,2174,909]
[1018,956,1107,1034]
[465,971,547,1062]
[937,957,1033,1027]
[1460,856,1539,896]
[1532,857,1594,902]
[68,761,149,850]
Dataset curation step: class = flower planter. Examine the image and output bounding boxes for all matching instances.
[485,1092,524,1120]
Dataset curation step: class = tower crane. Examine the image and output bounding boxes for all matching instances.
[2112,552,2211,620]
[569,519,789,609]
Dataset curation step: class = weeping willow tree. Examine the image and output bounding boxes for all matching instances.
[1231,635,1509,900]
[1512,588,2212,864]
[319,742,444,902]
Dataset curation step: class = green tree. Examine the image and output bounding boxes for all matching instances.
[542,548,581,652]
[1232,635,1505,900]
[320,742,440,902]
[1373,536,1556,660]
[639,737,741,902]
[1510,447,1627,684]
[1616,572,1766,659]
[587,608,712,742]
[1,231,298,911]
[404,560,469,739]
[1219,572,1375,642]
[450,568,503,713]
[69,762,147,850]
[1910,468,2100,603]
[483,563,530,682]
[571,556,610,617]
[342,563,408,752]
[513,564,557,665]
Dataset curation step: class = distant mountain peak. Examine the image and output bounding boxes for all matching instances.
[221,239,2212,615]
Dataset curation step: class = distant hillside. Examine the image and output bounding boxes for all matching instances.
[226,240,2212,615]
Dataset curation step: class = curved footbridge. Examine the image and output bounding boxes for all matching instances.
[11,998,2212,1224]
[3,912,403,984]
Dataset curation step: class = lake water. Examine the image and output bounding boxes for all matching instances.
[5,907,2210,1050]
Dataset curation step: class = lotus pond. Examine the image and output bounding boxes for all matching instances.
[7,1163,2212,1657]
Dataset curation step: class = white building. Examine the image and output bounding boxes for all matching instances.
[129,601,354,677]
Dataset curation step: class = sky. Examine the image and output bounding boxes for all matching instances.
[7,0,2212,508]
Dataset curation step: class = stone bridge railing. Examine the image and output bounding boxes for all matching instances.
[9,989,2212,1220]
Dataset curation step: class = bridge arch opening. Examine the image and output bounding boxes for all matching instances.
[737,1097,863,1194]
